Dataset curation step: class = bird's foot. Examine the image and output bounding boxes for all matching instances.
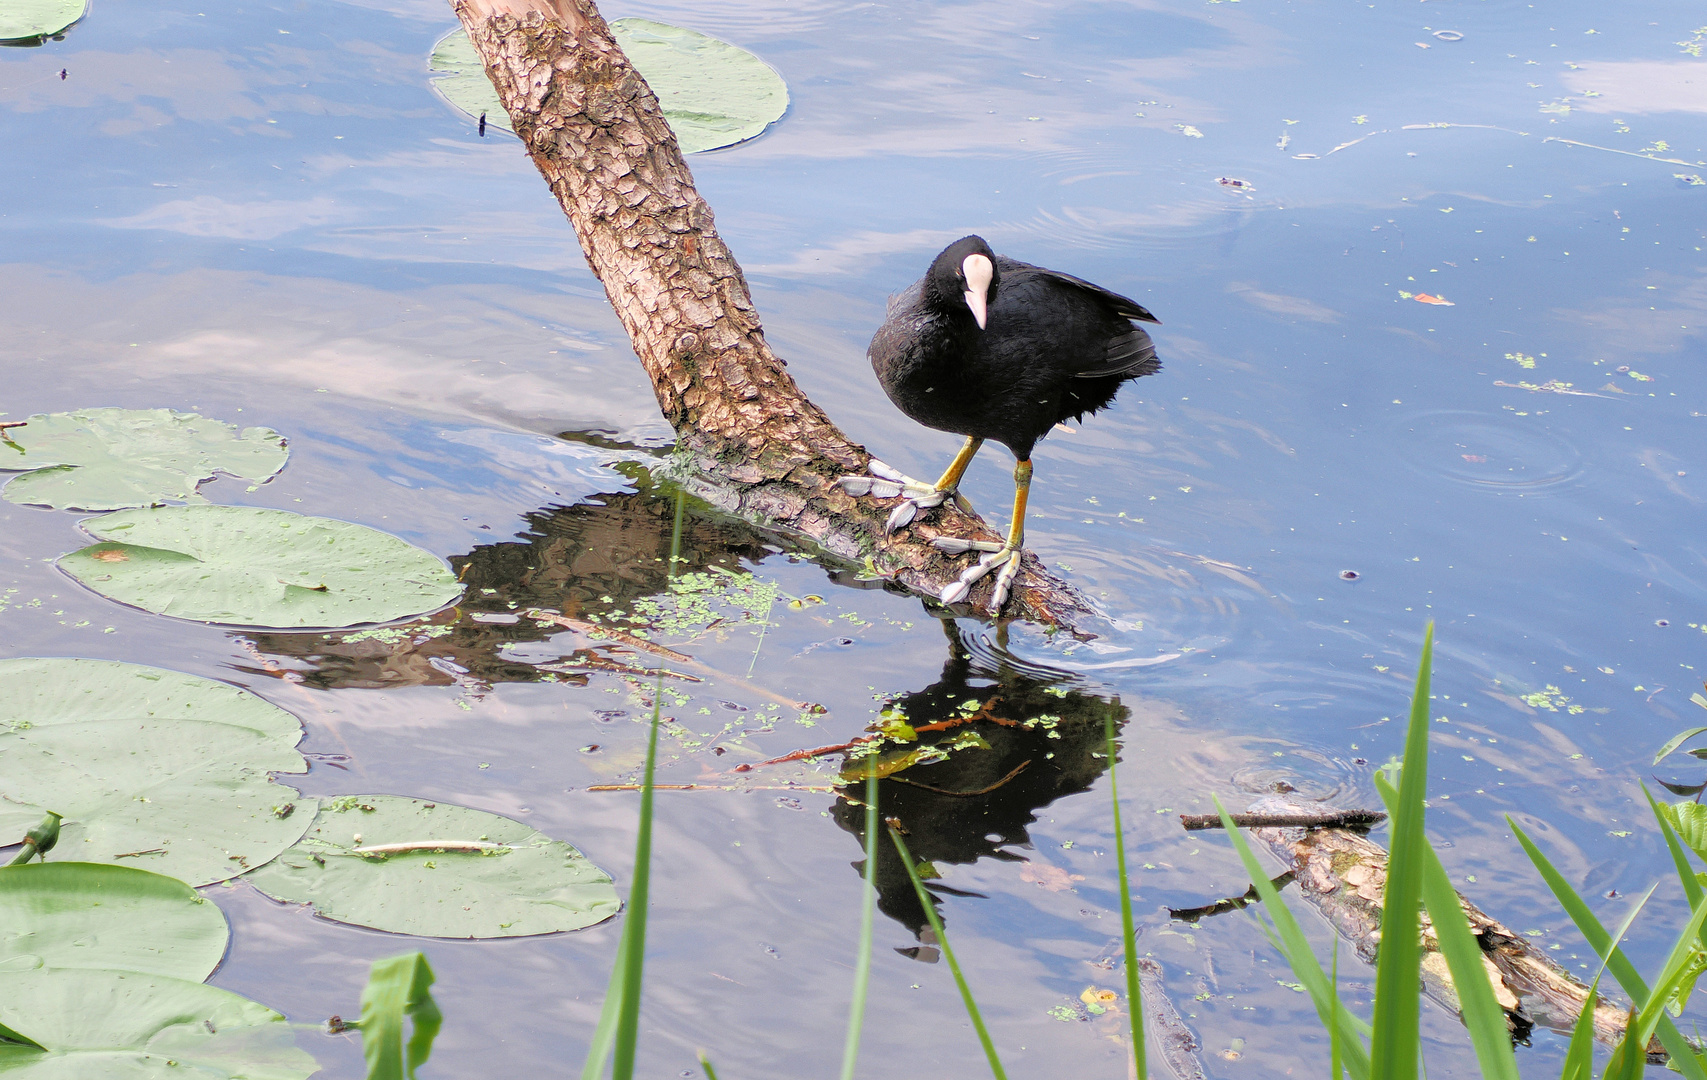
[934,538,1023,615]
[837,459,960,532]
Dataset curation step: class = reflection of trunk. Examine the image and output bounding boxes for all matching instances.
[449,0,1089,627]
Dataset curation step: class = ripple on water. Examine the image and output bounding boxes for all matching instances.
[1396,410,1584,496]
[1230,745,1367,805]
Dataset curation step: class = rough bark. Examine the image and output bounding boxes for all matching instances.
[1246,796,1665,1062]
[450,0,1092,629]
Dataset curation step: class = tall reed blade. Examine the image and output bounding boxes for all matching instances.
[585,490,685,1080]
[888,827,1009,1080]
[1368,623,1433,1080]
[1511,819,1707,1080]
[1103,712,1146,1079]
[838,770,880,1080]
[1372,773,1519,1080]
[1213,795,1372,1080]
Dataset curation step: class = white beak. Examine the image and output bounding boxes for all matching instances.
[962,253,993,330]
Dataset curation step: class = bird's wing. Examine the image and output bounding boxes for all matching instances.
[885,279,925,320]
[1075,326,1161,379]
[1025,266,1161,324]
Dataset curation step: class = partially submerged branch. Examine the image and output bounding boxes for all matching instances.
[1241,795,1663,1061]
[1179,809,1385,832]
[450,0,1092,628]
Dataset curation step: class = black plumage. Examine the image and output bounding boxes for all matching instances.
[870,235,1159,463]
[845,235,1162,614]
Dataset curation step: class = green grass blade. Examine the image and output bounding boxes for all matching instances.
[888,827,1008,1080]
[1510,819,1707,1080]
[838,770,880,1080]
[1561,882,1654,1080]
[592,491,685,1080]
[609,671,660,1078]
[698,1051,721,1080]
[1213,796,1372,1079]
[1644,785,1706,913]
[579,932,629,1080]
[357,951,441,1080]
[1104,713,1147,1079]
[1369,623,1433,1080]
[1558,970,1602,1080]
[1330,940,1343,1080]
[1619,892,1707,1076]
[1373,774,1520,1080]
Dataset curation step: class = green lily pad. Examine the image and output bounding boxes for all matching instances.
[58,505,464,629]
[0,657,304,744]
[0,718,312,888]
[0,0,86,43]
[244,796,620,938]
[0,864,228,983]
[428,18,788,153]
[0,409,287,512]
[0,968,316,1079]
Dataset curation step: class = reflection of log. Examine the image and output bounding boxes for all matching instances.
[1245,796,1661,1061]
[448,0,1089,627]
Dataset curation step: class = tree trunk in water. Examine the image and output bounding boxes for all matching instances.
[450,0,1093,630]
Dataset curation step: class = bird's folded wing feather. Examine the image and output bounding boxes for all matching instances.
[1028,267,1161,324]
[1075,326,1161,378]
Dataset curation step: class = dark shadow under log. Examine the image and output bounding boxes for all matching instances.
[449,0,1093,629]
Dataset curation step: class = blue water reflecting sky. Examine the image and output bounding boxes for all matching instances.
[4,0,1706,1075]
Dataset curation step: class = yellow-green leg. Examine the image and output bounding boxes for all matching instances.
[935,458,1031,614]
[935,433,990,508]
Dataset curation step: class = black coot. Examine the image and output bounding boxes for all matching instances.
[839,235,1161,614]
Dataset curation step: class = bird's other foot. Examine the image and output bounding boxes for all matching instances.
[934,539,1023,616]
[837,459,959,532]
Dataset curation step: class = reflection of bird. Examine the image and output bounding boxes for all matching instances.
[841,235,1161,614]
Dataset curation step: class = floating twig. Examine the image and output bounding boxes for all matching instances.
[351,840,509,856]
[886,760,1031,797]
[744,694,1020,771]
[585,782,837,793]
[526,610,693,662]
[1168,871,1296,923]
[1179,809,1385,831]
[527,608,820,712]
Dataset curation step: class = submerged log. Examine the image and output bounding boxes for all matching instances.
[448,0,1092,628]
[1244,795,1662,1062]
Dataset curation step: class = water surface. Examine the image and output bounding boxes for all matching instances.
[4,0,1706,1075]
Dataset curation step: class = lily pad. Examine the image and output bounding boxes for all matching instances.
[0,409,287,512]
[0,968,316,1079]
[428,19,788,153]
[0,657,304,744]
[0,718,312,888]
[0,0,85,44]
[0,864,228,983]
[58,505,464,629]
[244,796,620,938]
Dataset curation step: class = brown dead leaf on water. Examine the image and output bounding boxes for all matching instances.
[1022,861,1086,892]
[92,549,129,562]
[1413,293,1455,306]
